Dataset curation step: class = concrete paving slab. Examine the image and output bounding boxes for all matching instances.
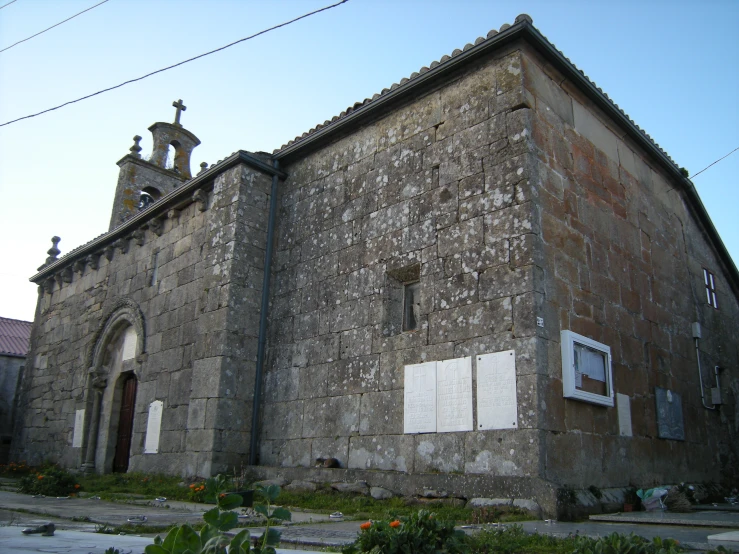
[0,526,327,554]
[707,530,739,545]
[590,509,739,528]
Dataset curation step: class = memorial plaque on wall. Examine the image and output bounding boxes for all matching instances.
[144,400,164,453]
[616,393,632,437]
[655,387,685,441]
[404,362,437,434]
[436,357,473,432]
[477,350,517,430]
[72,409,85,447]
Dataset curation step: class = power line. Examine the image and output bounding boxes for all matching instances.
[0,0,109,54]
[692,146,739,179]
[0,0,349,128]
[0,0,19,10]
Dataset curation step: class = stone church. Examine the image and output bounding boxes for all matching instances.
[13,15,739,515]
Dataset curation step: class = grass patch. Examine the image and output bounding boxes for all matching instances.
[78,472,190,501]
[468,525,579,554]
[277,487,473,521]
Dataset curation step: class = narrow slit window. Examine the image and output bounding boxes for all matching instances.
[403,281,420,332]
[704,268,718,309]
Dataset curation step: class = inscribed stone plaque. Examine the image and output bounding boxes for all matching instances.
[144,400,164,453]
[477,350,517,430]
[655,387,685,441]
[72,409,85,447]
[404,362,437,434]
[436,357,473,433]
[616,393,632,437]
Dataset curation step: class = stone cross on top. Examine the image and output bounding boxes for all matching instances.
[172,99,186,125]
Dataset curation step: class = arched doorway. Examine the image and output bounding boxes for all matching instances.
[82,299,145,474]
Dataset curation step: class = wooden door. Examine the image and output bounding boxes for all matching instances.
[113,374,137,472]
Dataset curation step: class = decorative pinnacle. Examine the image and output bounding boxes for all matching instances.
[45,236,61,265]
[198,162,208,175]
[172,99,186,125]
[129,135,142,158]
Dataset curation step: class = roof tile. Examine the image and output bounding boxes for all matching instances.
[0,316,32,357]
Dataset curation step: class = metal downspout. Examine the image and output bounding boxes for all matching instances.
[694,337,716,411]
[249,159,280,465]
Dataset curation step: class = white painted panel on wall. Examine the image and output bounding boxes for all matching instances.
[477,350,517,430]
[121,326,137,361]
[144,400,163,453]
[617,393,632,437]
[404,362,437,434]
[436,357,473,432]
[72,409,85,447]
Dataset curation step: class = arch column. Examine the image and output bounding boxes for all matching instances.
[81,369,107,474]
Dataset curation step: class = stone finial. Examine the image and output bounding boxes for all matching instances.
[129,135,143,158]
[45,236,61,265]
[199,162,208,175]
[173,99,186,126]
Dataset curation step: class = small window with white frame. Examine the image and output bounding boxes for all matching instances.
[703,268,718,309]
[561,330,614,407]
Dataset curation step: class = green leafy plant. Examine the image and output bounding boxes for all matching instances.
[145,475,290,554]
[468,524,577,554]
[18,465,80,497]
[572,532,682,554]
[342,510,469,554]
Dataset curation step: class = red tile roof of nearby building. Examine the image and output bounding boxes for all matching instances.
[0,317,32,358]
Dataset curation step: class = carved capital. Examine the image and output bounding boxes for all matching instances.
[88,368,107,390]
[88,253,101,270]
[192,189,208,212]
[149,218,164,237]
[116,238,130,254]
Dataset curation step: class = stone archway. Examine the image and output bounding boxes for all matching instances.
[81,299,145,474]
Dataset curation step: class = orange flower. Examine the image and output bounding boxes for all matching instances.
[220,493,226,498]
[189,484,196,489]
[389,520,400,528]
[360,522,371,530]
[74,484,80,489]
[37,475,44,480]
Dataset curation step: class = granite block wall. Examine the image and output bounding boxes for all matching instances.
[13,162,272,476]
[520,45,739,487]
[261,48,546,477]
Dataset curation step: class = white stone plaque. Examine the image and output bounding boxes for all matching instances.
[72,409,85,447]
[477,350,518,430]
[144,400,163,454]
[404,362,437,434]
[617,393,632,437]
[122,327,137,361]
[436,357,473,432]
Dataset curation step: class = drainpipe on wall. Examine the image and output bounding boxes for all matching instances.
[249,159,280,465]
[692,322,718,410]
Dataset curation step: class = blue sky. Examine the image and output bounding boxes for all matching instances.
[0,0,737,321]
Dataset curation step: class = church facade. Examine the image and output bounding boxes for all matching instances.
[14,15,739,515]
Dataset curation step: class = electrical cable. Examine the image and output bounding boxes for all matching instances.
[0,0,109,54]
[691,146,739,179]
[0,0,349,128]
[0,0,349,127]
[0,0,19,10]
